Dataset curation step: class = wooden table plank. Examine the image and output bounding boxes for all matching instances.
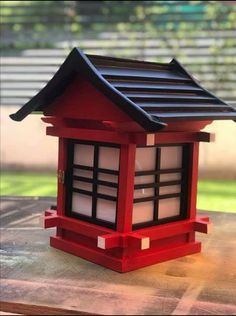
[0,301,95,315]
[1,197,236,315]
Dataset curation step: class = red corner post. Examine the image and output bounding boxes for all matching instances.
[188,142,200,219]
[188,142,200,242]
[116,143,136,233]
[56,137,68,237]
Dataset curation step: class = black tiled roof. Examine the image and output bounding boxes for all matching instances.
[10,48,236,131]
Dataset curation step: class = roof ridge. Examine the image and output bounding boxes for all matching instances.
[86,53,170,67]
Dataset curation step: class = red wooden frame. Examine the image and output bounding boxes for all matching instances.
[57,138,67,216]
[116,144,136,233]
[45,123,213,146]
[45,211,210,245]
[188,142,200,220]
[43,123,212,272]
[46,211,208,272]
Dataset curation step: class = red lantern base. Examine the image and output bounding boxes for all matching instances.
[50,236,201,272]
[44,209,211,273]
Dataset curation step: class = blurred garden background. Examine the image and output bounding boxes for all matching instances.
[1,0,236,212]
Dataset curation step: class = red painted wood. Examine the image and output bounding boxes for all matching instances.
[102,120,145,132]
[50,236,123,271]
[57,216,112,239]
[188,142,199,219]
[57,137,67,217]
[99,120,213,133]
[123,233,188,257]
[188,232,195,242]
[42,106,210,271]
[45,211,209,242]
[127,233,150,250]
[97,233,121,249]
[63,230,100,250]
[116,144,136,233]
[50,236,201,273]
[41,116,65,126]
[42,116,121,131]
[47,127,213,146]
[44,118,212,144]
[44,78,131,123]
[194,218,211,234]
[153,131,212,144]
[161,120,213,132]
[136,219,194,241]
[44,215,58,228]
[61,229,124,259]
[123,242,201,272]
[97,232,151,250]
[47,126,131,144]
[54,138,67,238]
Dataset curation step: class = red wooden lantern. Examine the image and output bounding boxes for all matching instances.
[10,48,236,272]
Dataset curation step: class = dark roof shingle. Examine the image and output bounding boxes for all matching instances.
[10,47,236,131]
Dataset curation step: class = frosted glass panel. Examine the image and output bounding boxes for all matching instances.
[73,181,93,192]
[73,169,93,178]
[74,144,94,166]
[134,175,155,185]
[160,173,181,182]
[132,202,154,224]
[160,146,182,169]
[99,147,120,170]
[98,185,117,197]
[72,193,92,217]
[158,198,180,219]
[135,147,156,171]
[96,199,116,223]
[98,173,118,183]
[134,188,154,199]
[159,185,181,195]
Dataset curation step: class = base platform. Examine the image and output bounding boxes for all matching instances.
[50,236,201,272]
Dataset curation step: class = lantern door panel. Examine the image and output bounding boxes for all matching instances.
[65,140,120,229]
[133,144,190,229]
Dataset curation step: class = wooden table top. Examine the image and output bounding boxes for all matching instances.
[1,196,236,315]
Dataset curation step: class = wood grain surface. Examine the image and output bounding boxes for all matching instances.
[1,197,236,315]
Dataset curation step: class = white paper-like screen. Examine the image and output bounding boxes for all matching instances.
[73,180,93,192]
[132,201,154,224]
[134,175,155,185]
[74,144,94,166]
[72,192,92,217]
[135,147,156,171]
[160,173,182,182]
[158,197,180,219]
[96,199,116,223]
[97,185,117,197]
[98,173,118,183]
[98,147,120,170]
[160,146,182,169]
[73,169,93,178]
[159,185,181,195]
[134,188,154,199]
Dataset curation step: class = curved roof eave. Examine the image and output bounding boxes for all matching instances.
[170,58,236,110]
[9,48,167,132]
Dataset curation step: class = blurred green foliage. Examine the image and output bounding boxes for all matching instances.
[1,1,236,50]
[0,171,57,197]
